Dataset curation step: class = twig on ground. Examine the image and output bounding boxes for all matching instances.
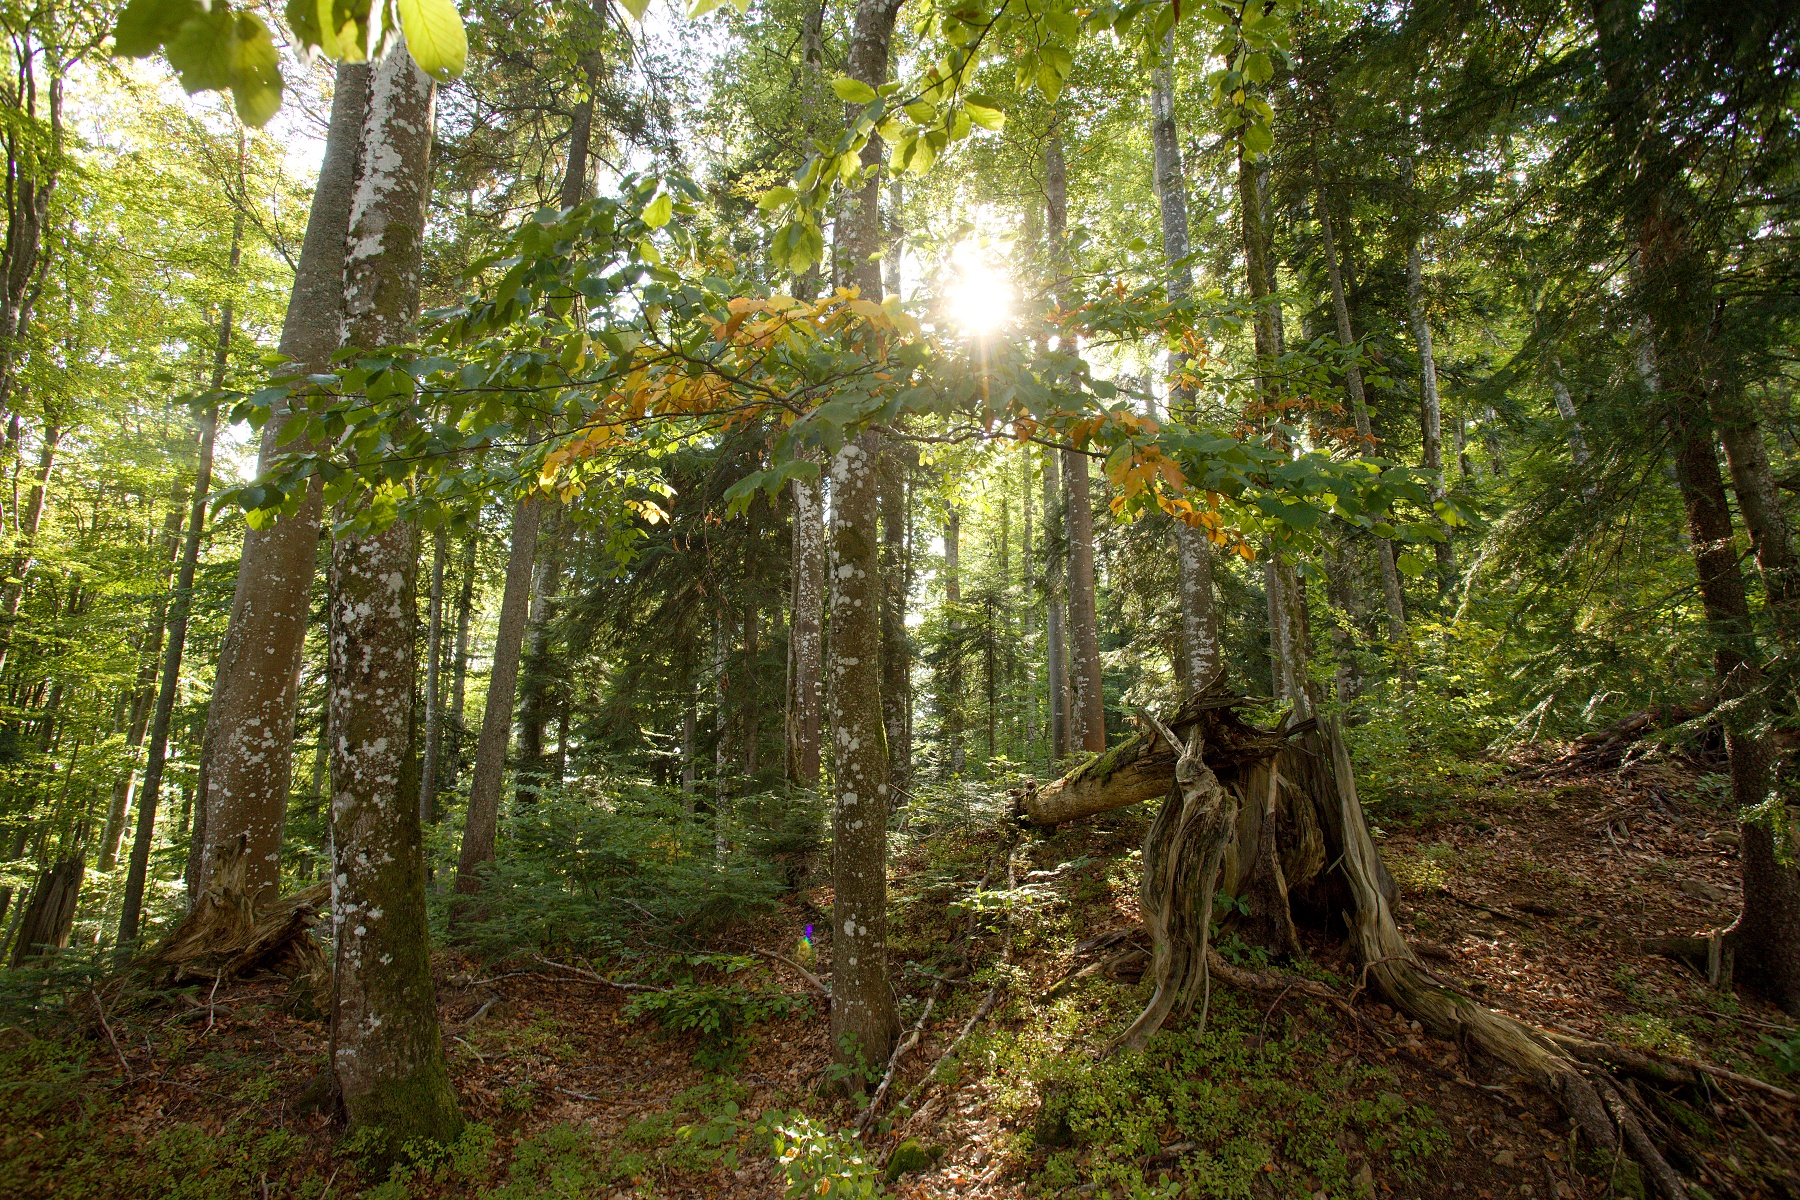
[92,992,131,1080]
[533,955,666,991]
[754,948,829,998]
[556,1087,607,1101]
[857,990,939,1131]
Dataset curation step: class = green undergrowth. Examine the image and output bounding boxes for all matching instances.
[999,988,1451,1199]
[434,781,789,961]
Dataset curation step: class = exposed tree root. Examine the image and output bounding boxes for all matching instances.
[1040,682,1778,1200]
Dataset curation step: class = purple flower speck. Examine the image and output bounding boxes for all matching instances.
[804,925,814,940]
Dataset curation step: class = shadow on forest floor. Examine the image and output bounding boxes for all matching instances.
[1,750,1797,1199]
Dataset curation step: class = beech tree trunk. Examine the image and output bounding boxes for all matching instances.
[879,440,911,796]
[446,531,477,790]
[1042,447,1071,758]
[118,399,218,947]
[516,505,565,804]
[1406,225,1457,587]
[942,506,965,773]
[328,39,463,1149]
[827,0,904,1083]
[419,525,447,826]
[789,461,824,787]
[455,495,541,892]
[1062,451,1105,753]
[1550,367,1591,469]
[828,430,900,1076]
[196,63,371,902]
[1150,35,1219,691]
[99,490,185,870]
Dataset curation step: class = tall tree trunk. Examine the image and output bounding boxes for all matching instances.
[827,430,899,1075]
[1550,364,1591,469]
[446,531,476,791]
[455,496,541,893]
[789,460,825,787]
[99,488,186,870]
[1019,453,1037,751]
[1150,34,1219,693]
[825,0,904,1083]
[515,505,565,804]
[1592,0,1799,1015]
[195,63,371,902]
[879,441,911,796]
[1319,198,1406,646]
[1042,447,1071,758]
[1062,449,1105,753]
[419,525,447,826]
[328,39,463,1147]
[1711,380,1800,643]
[117,401,218,946]
[681,689,697,807]
[1406,224,1457,587]
[942,507,965,773]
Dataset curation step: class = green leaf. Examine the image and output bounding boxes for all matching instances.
[963,93,1004,130]
[903,99,936,123]
[227,13,283,126]
[1244,50,1272,83]
[757,185,796,212]
[643,191,673,229]
[113,0,195,58]
[1241,119,1274,156]
[397,0,467,81]
[832,76,878,104]
[615,0,650,18]
[1036,62,1063,101]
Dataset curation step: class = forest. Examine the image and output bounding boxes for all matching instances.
[0,0,1797,1195]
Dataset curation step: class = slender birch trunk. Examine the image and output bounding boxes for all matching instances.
[1042,448,1071,758]
[789,460,824,787]
[879,440,911,795]
[1406,222,1457,587]
[942,507,965,773]
[419,526,447,826]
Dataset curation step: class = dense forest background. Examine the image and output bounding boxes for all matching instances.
[0,0,1797,1195]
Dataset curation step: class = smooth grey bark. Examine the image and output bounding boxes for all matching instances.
[1042,447,1071,758]
[789,461,825,787]
[196,63,372,902]
[1062,449,1105,753]
[1711,381,1800,644]
[1319,198,1407,646]
[419,525,447,826]
[454,495,541,893]
[827,431,899,1072]
[328,40,463,1148]
[99,490,185,870]
[1406,227,1457,586]
[1150,46,1219,691]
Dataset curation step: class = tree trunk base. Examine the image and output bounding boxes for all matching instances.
[132,835,328,1004]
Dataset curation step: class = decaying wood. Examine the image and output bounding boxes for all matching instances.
[136,836,326,993]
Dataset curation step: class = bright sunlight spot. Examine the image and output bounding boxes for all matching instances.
[945,240,1013,336]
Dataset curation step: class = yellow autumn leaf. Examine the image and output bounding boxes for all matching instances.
[397,0,467,82]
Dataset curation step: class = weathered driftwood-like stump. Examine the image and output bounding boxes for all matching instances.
[1027,684,1700,1199]
[9,855,86,967]
[136,835,327,996]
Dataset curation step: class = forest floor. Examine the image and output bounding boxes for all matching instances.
[3,749,1798,1199]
